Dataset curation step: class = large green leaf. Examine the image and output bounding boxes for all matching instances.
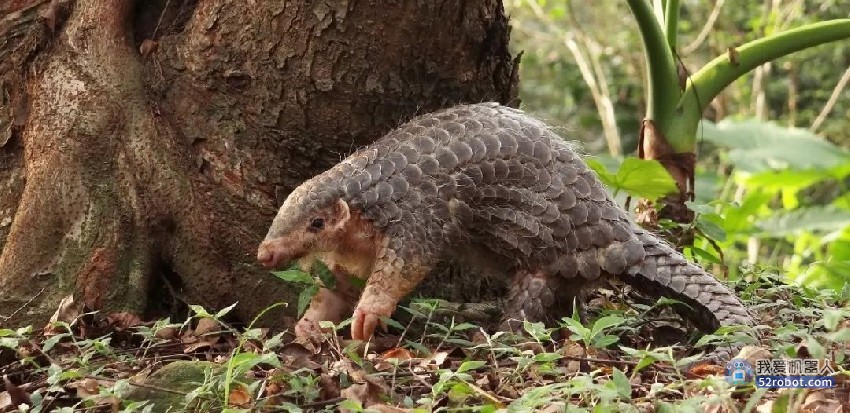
[742,169,831,191]
[700,119,850,172]
[756,206,850,237]
[586,157,677,201]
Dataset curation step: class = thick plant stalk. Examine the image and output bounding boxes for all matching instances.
[627,0,681,135]
[670,19,850,150]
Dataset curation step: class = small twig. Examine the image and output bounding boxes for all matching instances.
[151,0,172,39]
[681,0,726,55]
[811,65,850,132]
[1,286,47,323]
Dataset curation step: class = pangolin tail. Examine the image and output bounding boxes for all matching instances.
[620,225,756,362]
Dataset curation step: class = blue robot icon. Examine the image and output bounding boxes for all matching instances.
[725,358,754,385]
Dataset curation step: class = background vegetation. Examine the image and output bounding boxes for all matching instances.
[507,0,850,290]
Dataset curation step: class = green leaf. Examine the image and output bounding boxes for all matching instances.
[533,353,563,363]
[634,354,657,373]
[457,360,487,373]
[189,305,212,318]
[338,400,362,411]
[593,335,621,348]
[756,206,850,237]
[653,297,684,307]
[586,158,618,187]
[43,333,69,352]
[701,119,850,172]
[826,328,850,342]
[742,169,831,191]
[685,201,716,215]
[613,158,678,200]
[313,259,336,289]
[686,246,722,264]
[823,309,844,331]
[591,158,678,201]
[590,316,626,337]
[522,320,551,341]
[297,285,319,317]
[452,323,479,331]
[695,216,727,242]
[347,275,367,290]
[215,302,239,319]
[805,336,826,359]
[560,317,590,338]
[381,316,405,331]
[272,269,316,285]
[612,368,631,400]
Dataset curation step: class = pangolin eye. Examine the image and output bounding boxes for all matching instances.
[309,217,325,231]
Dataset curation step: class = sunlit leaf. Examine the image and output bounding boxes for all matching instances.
[457,360,487,373]
[590,315,626,337]
[297,285,319,317]
[826,328,850,342]
[696,216,727,242]
[612,368,631,400]
[756,206,850,237]
[272,270,315,285]
[587,157,677,201]
[701,119,850,172]
[742,169,828,191]
[686,246,722,264]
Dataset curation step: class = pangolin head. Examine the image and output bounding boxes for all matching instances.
[256,177,351,269]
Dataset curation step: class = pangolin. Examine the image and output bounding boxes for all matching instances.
[257,102,754,360]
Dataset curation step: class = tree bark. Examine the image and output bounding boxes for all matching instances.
[0,0,518,328]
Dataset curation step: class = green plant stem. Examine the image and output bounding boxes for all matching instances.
[670,19,850,152]
[627,0,681,135]
[653,0,666,27]
[664,0,680,50]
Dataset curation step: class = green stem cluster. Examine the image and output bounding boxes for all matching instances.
[627,0,850,153]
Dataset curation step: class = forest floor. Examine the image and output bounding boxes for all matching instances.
[1,272,849,412]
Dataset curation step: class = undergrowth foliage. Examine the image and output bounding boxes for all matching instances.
[1,269,848,412]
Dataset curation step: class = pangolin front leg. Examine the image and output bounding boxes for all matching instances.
[351,245,431,341]
[294,269,361,341]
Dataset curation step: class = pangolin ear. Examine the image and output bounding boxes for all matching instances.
[332,199,351,229]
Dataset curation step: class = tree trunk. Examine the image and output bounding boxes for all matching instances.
[0,0,518,328]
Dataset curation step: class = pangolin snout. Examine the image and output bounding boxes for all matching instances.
[256,241,281,268]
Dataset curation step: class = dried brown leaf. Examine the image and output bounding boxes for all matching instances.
[340,379,386,412]
[194,317,221,340]
[228,385,251,407]
[67,378,100,398]
[44,295,81,334]
[380,347,413,361]
[319,373,341,399]
[154,327,178,340]
[801,389,843,413]
[3,376,30,407]
[106,312,142,330]
[687,362,724,378]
